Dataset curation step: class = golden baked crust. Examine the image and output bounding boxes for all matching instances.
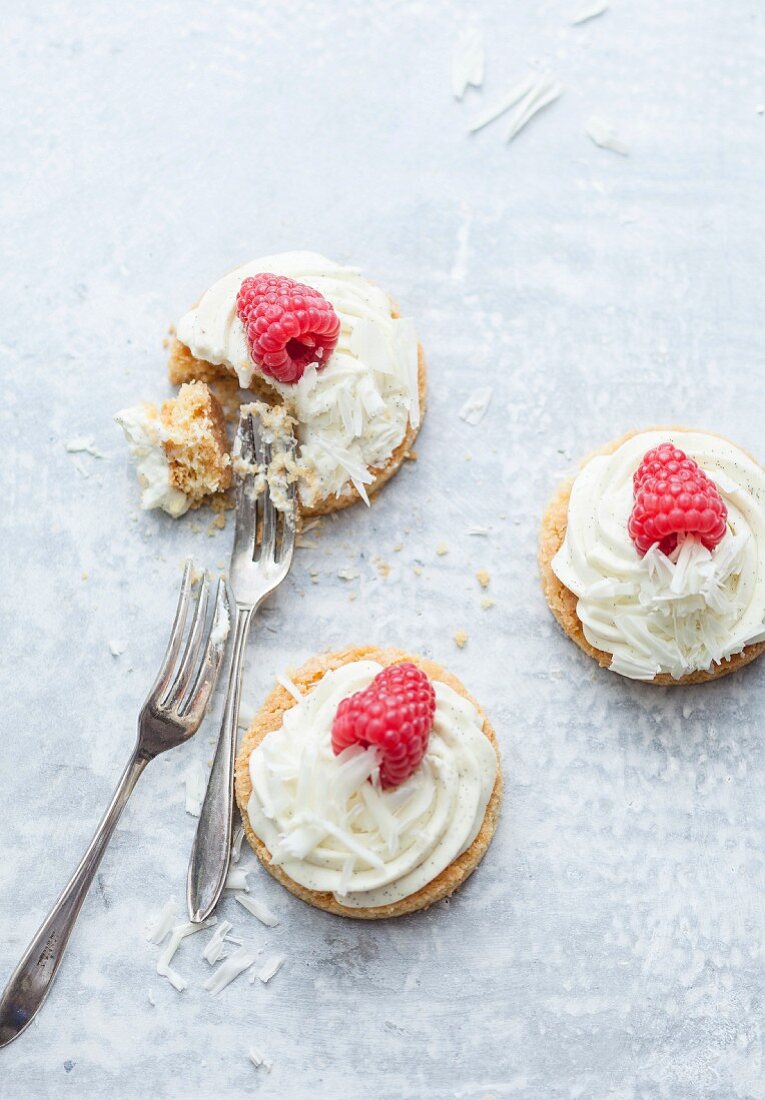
[160,381,232,504]
[234,645,502,919]
[538,427,765,685]
[168,302,426,519]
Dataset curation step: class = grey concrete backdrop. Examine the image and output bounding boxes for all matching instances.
[1,1,765,1097]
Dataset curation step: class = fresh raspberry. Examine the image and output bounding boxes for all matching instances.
[628,442,728,556]
[331,663,436,789]
[235,273,341,384]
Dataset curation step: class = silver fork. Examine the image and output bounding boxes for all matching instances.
[187,409,297,923]
[0,561,230,1048]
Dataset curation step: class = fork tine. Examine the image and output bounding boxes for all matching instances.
[276,434,298,564]
[278,487,297,565]
[259,439,277,562]
[145,559,193,704]
[232,413,260,563]
[163,574,210,709]
[181,579,231,726]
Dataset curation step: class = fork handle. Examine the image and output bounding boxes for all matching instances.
[186,604,253,923]
[0,747,148,1048]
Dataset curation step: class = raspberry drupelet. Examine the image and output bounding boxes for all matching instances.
[236,273,341,384]
[331,663,437,789]
[628,442,728,556]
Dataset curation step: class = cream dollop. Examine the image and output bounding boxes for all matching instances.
[245,661,497,909]
[176,251,421,509]
[552,430,765,679]
[114,404,188,517]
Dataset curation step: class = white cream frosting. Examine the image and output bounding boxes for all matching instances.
[114,404,189,517]
[175,251,420,509]
[552,430,765,680]
[245,660,498,909]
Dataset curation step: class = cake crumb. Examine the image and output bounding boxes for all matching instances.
[476,569,491,589]
[453,630,468,648]
[375,558,391,578]
[481,597,495,610]
[393,543,403,553]
[207,514,226,536]
[436,543,449,557]
[404,450,418,462]
[413,565,423,576]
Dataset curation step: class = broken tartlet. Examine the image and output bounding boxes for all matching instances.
[115,381,231,517]
[234,646,501,919]
[168,251,425,516]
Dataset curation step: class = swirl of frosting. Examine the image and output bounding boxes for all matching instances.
[245,661,498,909]
[552,430,765,679]
[176,251,421,509]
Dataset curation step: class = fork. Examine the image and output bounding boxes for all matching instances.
[187,409,297,923]
[0,561,230,1048]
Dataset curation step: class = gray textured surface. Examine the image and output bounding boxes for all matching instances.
[2,1,765,1097]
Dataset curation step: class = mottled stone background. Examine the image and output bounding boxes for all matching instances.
[1,1,765,1097]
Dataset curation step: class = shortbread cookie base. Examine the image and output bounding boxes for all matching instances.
[234,645,502,919]
[167,305,426,518]
[539,427,765,685]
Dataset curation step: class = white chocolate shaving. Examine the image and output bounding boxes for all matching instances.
[459,387,493,426]
[145,898,178,945]
[586,116,629,155]
[235,893,280,927]
[277,674,304,703]
[183,760,207,817]
[468,74,536,133]
[202,920,236,965]
[65,437,107,458]
[249,1045,273,1071]
[156,917,216,991]
[506,76,563,143]
[451,28,484,99]
[571,2,609,24]
[203,947,255,995]
[231,823,245,863]
[256,955,285,984]
[224,866,250,892]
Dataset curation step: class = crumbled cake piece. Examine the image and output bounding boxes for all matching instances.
[115,382,231,518]
[162,382,232,502]
[476,569,491,589]
[453,629,468,648]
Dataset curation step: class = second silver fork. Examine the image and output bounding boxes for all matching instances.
[187,409,297,922]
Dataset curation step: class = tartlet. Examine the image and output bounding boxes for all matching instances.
[168,251,425,517]
[234,645,502,919]
[540,427,765,684]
